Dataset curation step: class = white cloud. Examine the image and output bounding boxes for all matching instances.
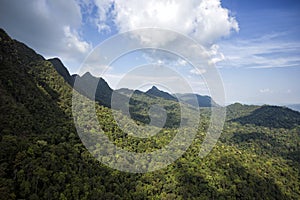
[63,26,91,54]
[259,88,273,94]
[207,44,225,64]
[91,0,238,78]
[0,0,238,75]
[93,0,114,32]
[177,59,188,67]
[218,33,300,69]
[190,68,206,75]
[0,0,92,70]
[95,0,238,46]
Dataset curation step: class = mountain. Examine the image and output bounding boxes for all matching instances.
[177,93,218,107]
[1,28,300,199]
[115,88,134,97]
[231,105,300,129]
[0,29,73,136]
[73,72,113,107]
[48,57,219,110]
[0,28,130,199]
[45,60,182,127]
[46,59,216,127]
[226,103,260,120]
[48,58,113,107]
[223,103,300,163]
[48,58,75,86]
[145,86,178,101]
[115,88,151,98]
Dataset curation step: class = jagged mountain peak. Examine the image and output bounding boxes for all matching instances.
[145,86,178,101]
[82,71,93,77]
[150,86,159,90]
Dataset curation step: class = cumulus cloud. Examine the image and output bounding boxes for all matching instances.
[0,0,238,75]
[0,0,92,68]
[96,0,238,46]
[63,26,90,54]
[92,0,238,76]
[93,0,114,32]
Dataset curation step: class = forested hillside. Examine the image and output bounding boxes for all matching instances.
[1,28,300,199]
[49,57,217,127]
[232,105,300,129]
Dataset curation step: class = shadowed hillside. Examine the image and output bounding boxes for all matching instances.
[232,105,300,129]
[1,28,300,199]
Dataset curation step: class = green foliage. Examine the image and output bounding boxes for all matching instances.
[232,105,300,129]
[1,28,300,199]
[127,91,182,128]
[226,103,260,120]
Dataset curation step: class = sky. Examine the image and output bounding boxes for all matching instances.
[0,0,299,105]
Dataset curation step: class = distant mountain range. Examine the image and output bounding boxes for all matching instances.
[49,57,218,108]
[1,27,299,130]
[47,46,300,130]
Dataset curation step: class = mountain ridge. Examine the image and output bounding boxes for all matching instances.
[231,105,300,129]
[145,86,178,101]
[1,27,300,199]
[49,57,218,108]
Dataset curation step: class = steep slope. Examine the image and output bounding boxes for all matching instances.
[0,29,74,136]
[73,72,113,107]
[48,58,75,86]
[45,59,182,127]
[1,29,300,199]
[0,28,127,199]
[49,58,114,108]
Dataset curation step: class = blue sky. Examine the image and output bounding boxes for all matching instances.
[0,0,299,105]
[217,0,300,104]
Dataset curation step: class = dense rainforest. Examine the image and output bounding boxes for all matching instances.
[0,28,300,199]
